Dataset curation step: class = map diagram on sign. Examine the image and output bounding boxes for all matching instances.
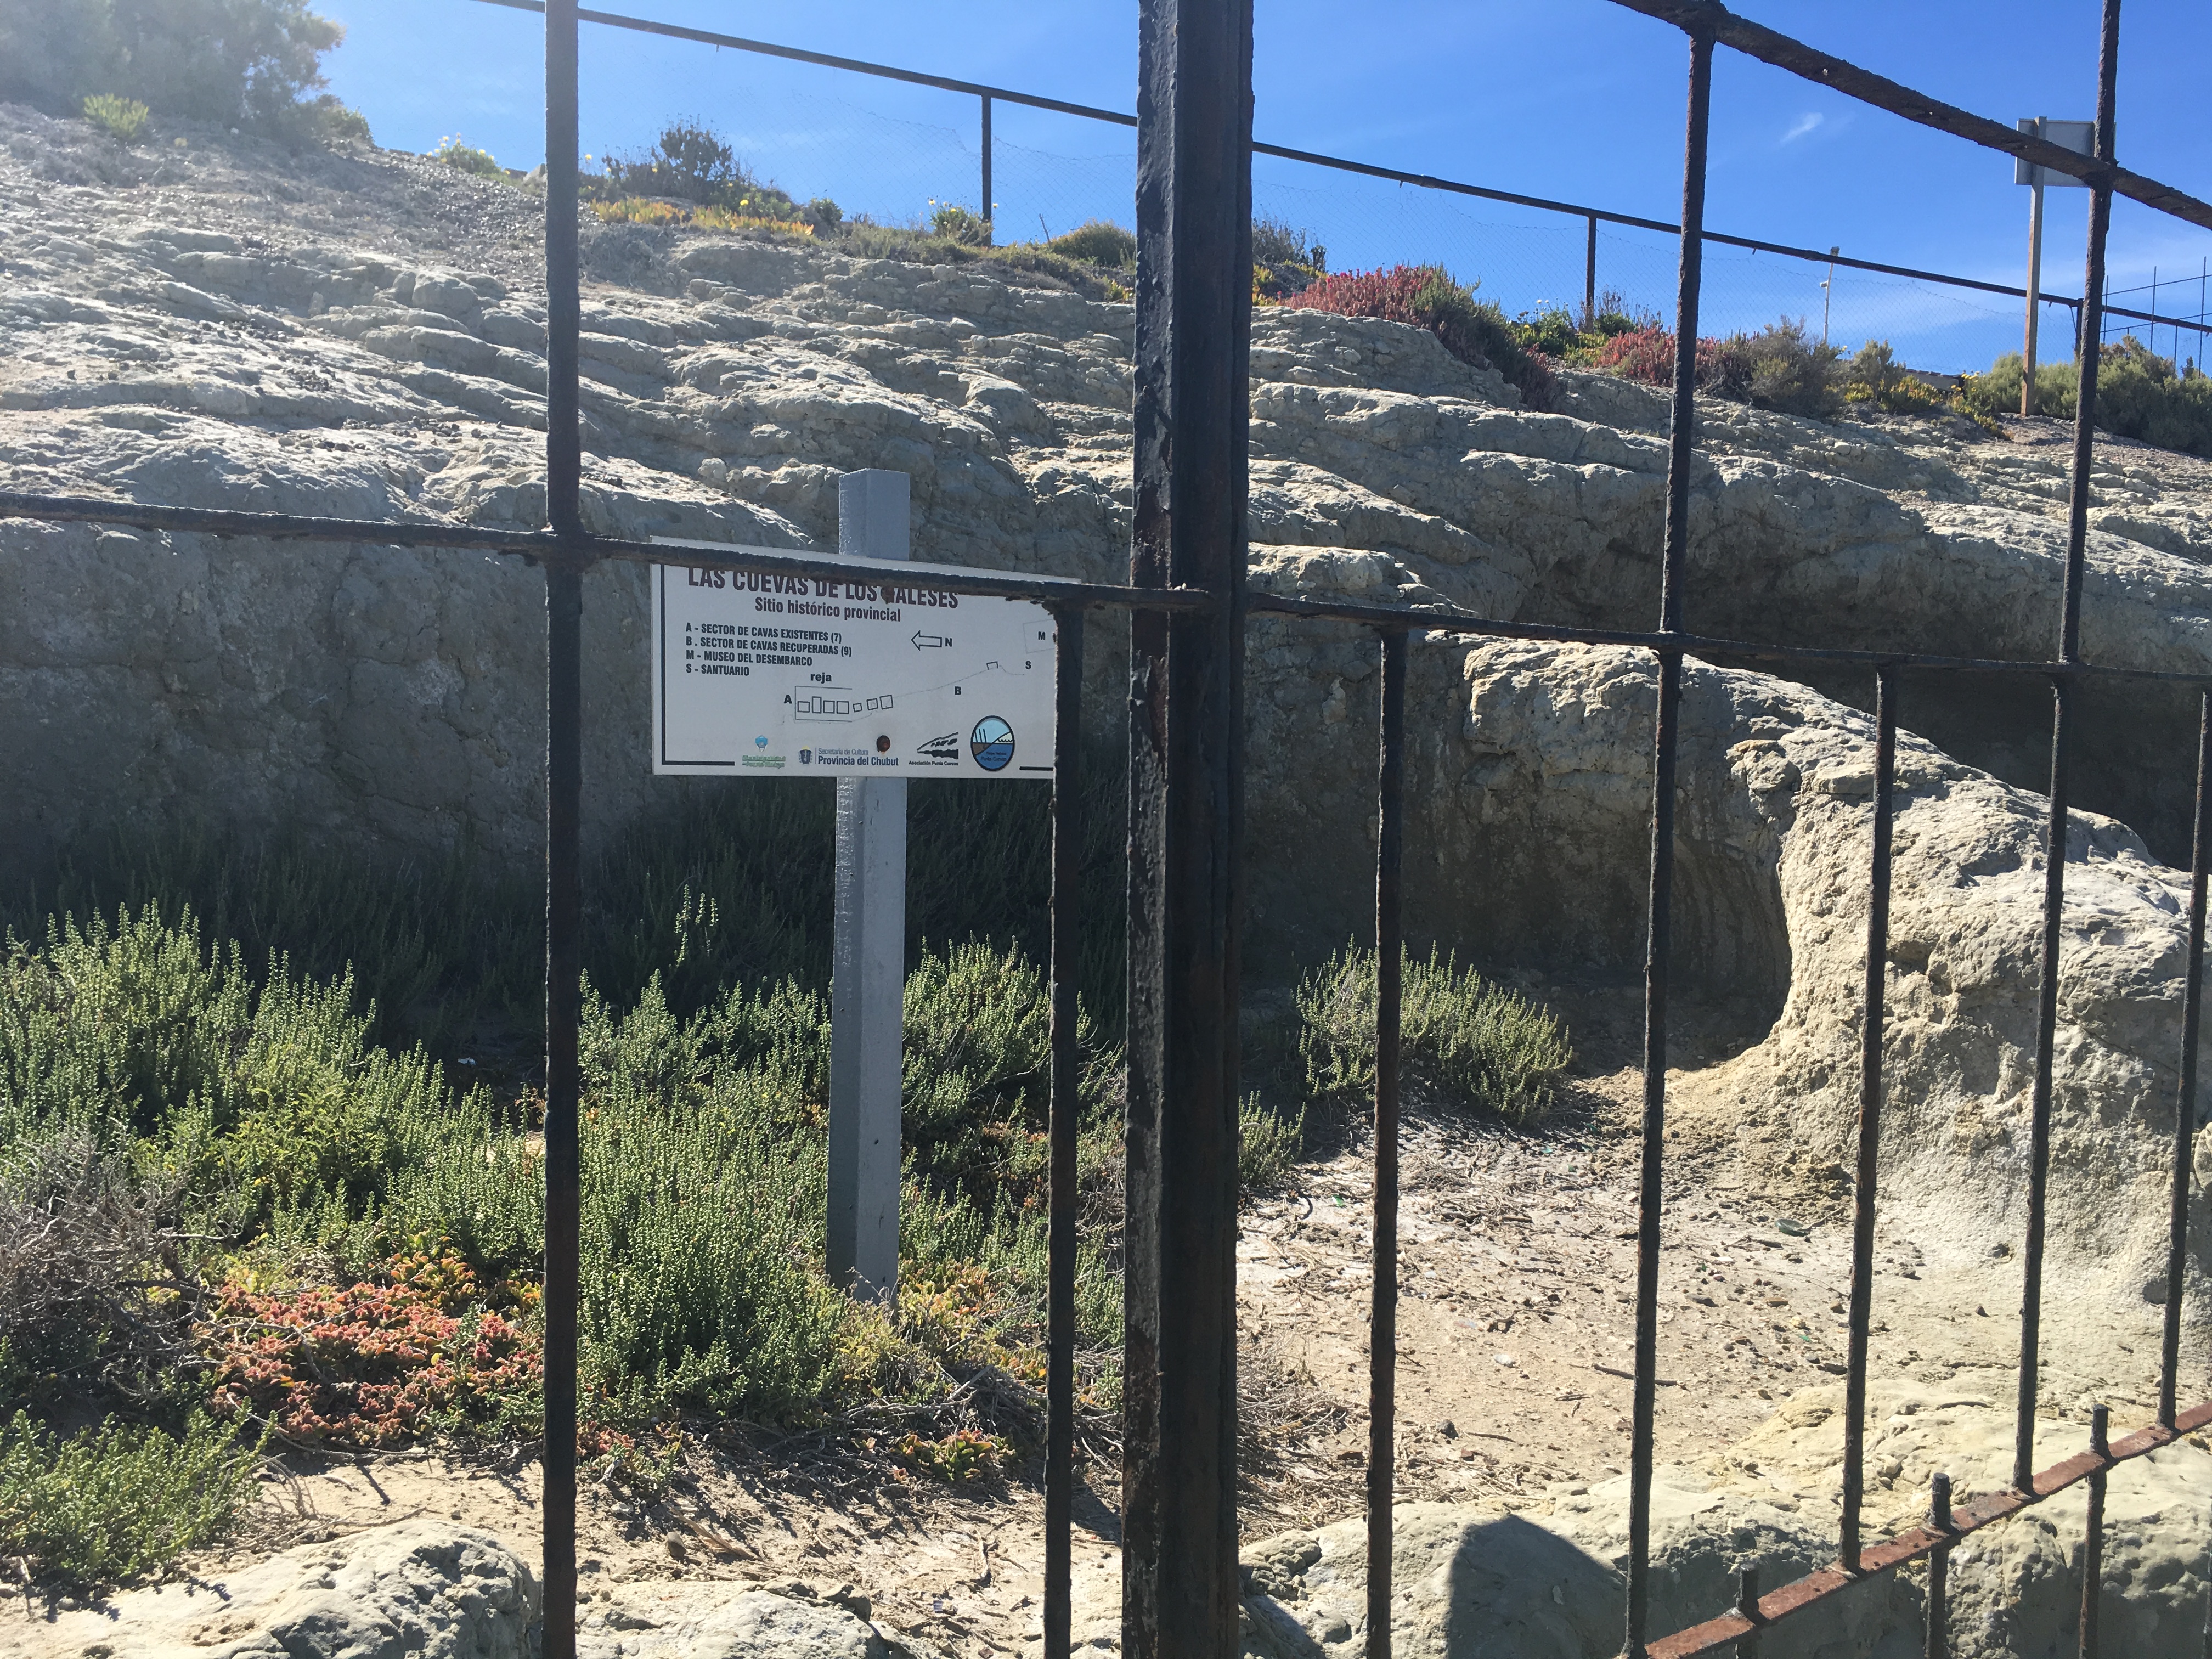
[650,548,1063,780]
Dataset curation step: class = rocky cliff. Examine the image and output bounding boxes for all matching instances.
[6,103,2212,1336]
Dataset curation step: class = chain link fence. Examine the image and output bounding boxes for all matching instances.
[529,0,2212,376]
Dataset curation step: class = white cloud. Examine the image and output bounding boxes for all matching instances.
[1782,112,1824,144]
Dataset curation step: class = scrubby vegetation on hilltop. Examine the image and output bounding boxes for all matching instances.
[1957,336,2212,459]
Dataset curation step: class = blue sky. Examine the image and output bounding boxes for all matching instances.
[318,1,2212,371]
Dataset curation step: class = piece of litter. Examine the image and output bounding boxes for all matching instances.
[1775,1217,1811,1237]
[1494,1352,1516,1367]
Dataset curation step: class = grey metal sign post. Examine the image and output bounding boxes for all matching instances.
[827,468,910,1301]
[2017,117,2095,413]
[648,470,1061,1309]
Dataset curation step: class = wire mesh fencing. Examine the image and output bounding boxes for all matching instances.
[470,0,2212,380]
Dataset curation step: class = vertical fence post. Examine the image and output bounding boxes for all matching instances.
[1045,605,1085,1659]
[827,470,911,1304]
[1124,0,1252,1654]
[1627,25,1712,1659]
[981,94,994,244]
[1926,1472,1954,1659]
[2023,115,2047,415]
[1367,628,1407,1659]
[1735,1564,1760,1659]
[540,2,584,1656]
[2018,0,2120,1497]
[2162,690,2211,1431]
[1584,213,1599,325]
[1842,665,1900,1572]
[2080,1404,2110,1659]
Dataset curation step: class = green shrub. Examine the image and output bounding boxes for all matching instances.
[1047,219,1137,269]
[0,907,456,1249]
[1,0,345,131]
[592,118,840,231]
[15,735,1130,1060]
[1589,317,1842,420]
[1722,317,1842,419]
[1237,1093,1305,1192]
[1252,213,1324,272]
[928,202,992,246]
[1842,340,1945,414]
[603,118,746,203]
[430,135,504,178]
[0,1409,261,1588]
[81,92,148,142]
[1297,944,1572,1126]
[1250,213,1325,301]
[1957,340,2212,459]
[301,92,368,143]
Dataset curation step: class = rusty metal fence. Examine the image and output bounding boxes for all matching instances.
[7,1,2212,1656]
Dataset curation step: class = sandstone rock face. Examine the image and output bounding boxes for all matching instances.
[1273,639,2211,1365]
[7,99,2212,883]
[1040,1383,2212,1657]
[578,1581,889,1659]
[1,1520,900,1659]
[5,1522,539,1659]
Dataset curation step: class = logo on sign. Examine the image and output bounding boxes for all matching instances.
[799,749,812,765]
[754,735,769,749]
[916,732,960,760]
[970,716,1015,772]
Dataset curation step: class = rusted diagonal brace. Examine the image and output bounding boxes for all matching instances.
[1604,0,2212,233]
[1644,1402,2212,1658]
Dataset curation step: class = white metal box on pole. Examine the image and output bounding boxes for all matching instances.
[2017,116,2095,405]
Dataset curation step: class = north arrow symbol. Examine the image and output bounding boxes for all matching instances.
[910,631,948,649]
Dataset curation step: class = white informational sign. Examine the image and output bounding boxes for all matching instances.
[651,552,1060,779]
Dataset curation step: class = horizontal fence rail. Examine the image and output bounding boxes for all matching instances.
[14,489,2212,690]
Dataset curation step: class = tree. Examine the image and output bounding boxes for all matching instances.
[0,0,346,130]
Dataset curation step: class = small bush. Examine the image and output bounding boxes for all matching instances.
[1726,317,1842,419]
[1511,304,1584,361]
[603,117,744,204]
[1251,213,1325,301]
[1252,213,1324,272]
[1590,318,1842,419]
[1297,944,1572,1127]
[1237,1093,1305,1192]
[929,202,992,246]
[1842,341,1945,415]
[594,119,836,228]
[301,92,369,144]
[2,0,345,132]
[1957,340,2212,459]
[1284,264,1554,407]
[894,1425,1003,1482]
[0,1409,260,1588]
[1047,219,1137,269]
[430,135,504,178]
[82,93,149,143]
